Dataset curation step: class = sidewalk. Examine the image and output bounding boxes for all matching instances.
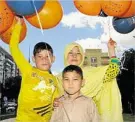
[1,114,135,122]
[1,118,15,122]
[123,114,135,122]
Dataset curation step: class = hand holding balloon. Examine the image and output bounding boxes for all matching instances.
[107,38,117,58]
[15,15,24,25]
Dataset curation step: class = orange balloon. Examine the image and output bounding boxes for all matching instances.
[74,0,101,16]
[0,0,15,34]
[25,0,63,29]
[101,0,132,17]
[0,17,27,44]
[121,0,135,18]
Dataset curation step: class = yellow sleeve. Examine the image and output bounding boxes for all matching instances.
[81,66,108,97]
[103,58,120,83]
[52,77,62,101]
[56,73,64,95]
[9,23,32,76]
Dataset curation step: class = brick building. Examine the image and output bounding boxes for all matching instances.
[83,49,109,67]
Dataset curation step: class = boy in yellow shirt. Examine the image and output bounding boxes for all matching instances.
[9,17,60,122]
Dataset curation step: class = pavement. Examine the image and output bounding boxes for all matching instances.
[123,114,135,122]
[1,114,135,122]
[1,118,15,122]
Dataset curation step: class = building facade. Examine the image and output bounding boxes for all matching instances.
[83,49,109,67]
[0,46,19,84]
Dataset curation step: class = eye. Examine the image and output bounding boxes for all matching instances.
[38,55,42,58]
[69,52,73,55]
[63,78,69,81]
[77,52,81,55]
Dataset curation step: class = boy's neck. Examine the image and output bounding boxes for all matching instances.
[66,91,81,101]
[33,67,51,73]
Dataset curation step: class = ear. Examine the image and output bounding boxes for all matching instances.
[52,56,55,63]
[81,79,86,87]
[32,56,35,63]
[62,78,64,86]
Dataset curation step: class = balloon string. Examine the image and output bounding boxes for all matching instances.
[32,0,44,35]
[108,17,111,39]
[32,0,52,65]
[132,16,135,26]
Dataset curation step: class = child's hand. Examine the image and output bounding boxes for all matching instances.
[107,38,117,50]
[15,15,24,25]
[53,97,61,108]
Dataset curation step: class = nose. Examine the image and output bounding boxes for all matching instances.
[42,57,47,61]
[72,53,77,58]
[69,80,73,86]
[41,57,50,62]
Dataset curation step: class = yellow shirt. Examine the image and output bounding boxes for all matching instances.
[9,24,60,122]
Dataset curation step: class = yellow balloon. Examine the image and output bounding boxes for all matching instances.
[0,0,15,34]
[121,0,135,18]
[74,0,101,16]
[25,0,63,29]
[101,0,132,17]
[0,17,27,44]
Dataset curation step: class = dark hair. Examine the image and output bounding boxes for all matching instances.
[33,42,53,56]
[62,65,83,79]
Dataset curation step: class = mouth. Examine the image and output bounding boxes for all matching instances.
[71,60,78,62]
[42,64,48,66]
[68,87,74,89]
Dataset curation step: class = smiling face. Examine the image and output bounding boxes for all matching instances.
[32,49,55,71]
[62,71,84,97]
[67,46,83,66]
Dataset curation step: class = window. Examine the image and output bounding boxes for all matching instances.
[91,57,97,63]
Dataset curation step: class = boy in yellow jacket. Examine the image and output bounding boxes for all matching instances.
[9,17,60,122]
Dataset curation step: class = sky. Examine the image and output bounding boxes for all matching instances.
[0,0,135,74]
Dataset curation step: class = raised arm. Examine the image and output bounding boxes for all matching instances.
[103,38,120,83]
[9,17,32,76]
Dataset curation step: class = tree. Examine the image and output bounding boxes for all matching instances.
[117,48,135,114]
[2,76,22,100]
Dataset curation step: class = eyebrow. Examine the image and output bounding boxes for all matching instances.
[63,76,79,78]
[63,77,69,78]
[69,50,80,53]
